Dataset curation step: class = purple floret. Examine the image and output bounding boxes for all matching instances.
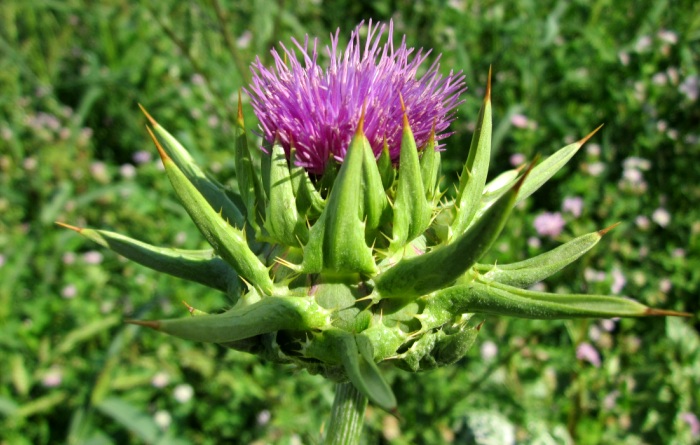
[246,20,466,174]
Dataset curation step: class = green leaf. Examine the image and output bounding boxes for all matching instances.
[361,136,390,244]
[428,279,689,319]
[307,329,396,410]
[482,168,520,201]
[289,148,325,219]
[395,323,479,372]
[10,355,29,396]
[15,391,68,419]
[375,167,527,300]
[469,126,602,227]
[96,397,161,444]
[347,334,397,410]
[516,125,603,205]
[264,142,309,246]
[140,105,245,229]
[260,138,273,200]
[377,140,395,191]
[316,160,339,198]
[55,314,121,356]
[62,225,240,295]
[390,113,431,251]
[148,128,273,294]
[452,68,492,235]
[234,99,266,235]
[128,295,329,343]
[420,130,441,204]
[301,123,378,275]
[474,226,615,287]
[0,396,18,417]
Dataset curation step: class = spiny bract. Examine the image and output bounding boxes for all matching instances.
[61,23,686,411]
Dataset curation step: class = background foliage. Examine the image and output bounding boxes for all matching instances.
[1,0,699,443]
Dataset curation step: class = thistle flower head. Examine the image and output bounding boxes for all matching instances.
[62,22,688,414]
[247,20,466,173]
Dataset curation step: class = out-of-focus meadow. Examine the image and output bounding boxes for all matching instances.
[1,1,699,443]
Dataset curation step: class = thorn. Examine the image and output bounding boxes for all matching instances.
[578,124,604,146]
[239,275,253,292]
[598,221,622,236]
[138,103,158,127]
[485,65,492,102]
[55,221,82,232]
[274,256,301,272]
[354,294,375,303]
[125,319,161,330]
[463,165,473,179]
[145,126,170,162]
[356,102,366,136]
[236,90,244,127]
[400,93,410,129]
[513,154,539,193]
[476,320,485,331]
[645,308,692,317]
[182,300,196,315]
[272,129,282,145]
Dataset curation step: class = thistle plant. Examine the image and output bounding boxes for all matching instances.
[61,21,687,443]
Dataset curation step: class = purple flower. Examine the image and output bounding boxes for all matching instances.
[603,390,620,410]
[510,113,536,129]
[42,367,63,388]
[83,251,103,265]
[247,20,466,174]
[611,268,626,294]
[680,75,699,101]
[133,150,152,165]
[562,196,584,218]
[576,342,601,367]
[681,412,700,437]
[533,212,566,238]
[509,153,526,167]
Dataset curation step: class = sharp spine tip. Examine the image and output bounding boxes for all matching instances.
[145,126,170,162]
[236,90,244,125]
[55,221,82,232]
[485,65,492,101]
[356,102,366,136]
[125,319,162,329]
[645,308,692,317]
[514,155,538,192]
[138,103,158,127]
[579,124,604,146]
[598,221,622,236]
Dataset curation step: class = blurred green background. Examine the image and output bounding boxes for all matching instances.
[1,0,699,443]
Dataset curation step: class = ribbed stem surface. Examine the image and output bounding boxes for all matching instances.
[324,383,368,445]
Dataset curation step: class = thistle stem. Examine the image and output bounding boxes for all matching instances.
[325,383,368,445]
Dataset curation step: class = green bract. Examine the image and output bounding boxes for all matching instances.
[61,72,687,411]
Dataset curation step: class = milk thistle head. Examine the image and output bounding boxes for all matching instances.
[247,20,466,173]
[61,20,688,417]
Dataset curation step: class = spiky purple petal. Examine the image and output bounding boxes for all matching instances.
[246,20,466,174]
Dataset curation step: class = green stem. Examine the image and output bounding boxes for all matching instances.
[324,383,368,445]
